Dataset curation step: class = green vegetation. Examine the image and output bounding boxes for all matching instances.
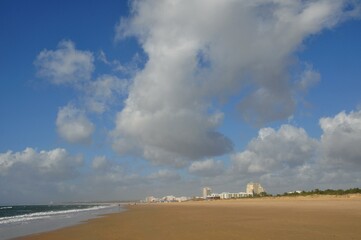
[253,192,273,198]
[276,188,361,197]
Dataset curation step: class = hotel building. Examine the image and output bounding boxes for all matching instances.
[202,187,212,198]
[246,182,265,195]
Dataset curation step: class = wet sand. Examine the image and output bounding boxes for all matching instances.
[16,195,361,240]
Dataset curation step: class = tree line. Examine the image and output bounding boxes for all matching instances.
[277,187,361,197]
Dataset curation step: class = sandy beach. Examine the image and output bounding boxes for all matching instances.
[15,195,361,240]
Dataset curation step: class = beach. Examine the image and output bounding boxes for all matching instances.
[15,195,361,240]
[0,205,120,240]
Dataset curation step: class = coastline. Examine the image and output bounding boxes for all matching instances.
[1,204,121,240]
[14,194,361,240]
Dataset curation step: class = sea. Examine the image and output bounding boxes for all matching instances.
[0,204,122,240]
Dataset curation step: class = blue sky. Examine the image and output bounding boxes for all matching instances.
[1,0,361,204]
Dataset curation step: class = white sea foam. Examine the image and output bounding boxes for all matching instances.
[0,204,122,240]
[0,205,111,225]
[0,207,12,210]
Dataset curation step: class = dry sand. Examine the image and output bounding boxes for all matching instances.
[16,195,361,240]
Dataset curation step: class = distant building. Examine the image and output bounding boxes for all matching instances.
[219,192,252,199]
[162,195,177,202]
[145,196,159,203]
[202,187,212,198]
[176,196,190,202]
[145,195,190,203]
[246,182,265,195]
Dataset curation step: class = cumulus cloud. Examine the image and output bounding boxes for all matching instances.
[90,156,142,185]
[232,125,318,173]
[0,148,147,203]
[35,40,129,115]
[320,110,361,167]
[0,147,83,181]
[112,0,358,165]
[88,156,145,191]
[229,126,320,193]
[34,40,94,85]
[229,110,361,193]
[297,64,321,92]
[33,38,132,138]
[189,159,224,177]
[0,147,84,203]
[148,169,181,181]
[56,104,94,144]
[92,155,110,171]
[84,74,128,113]
[98,50,143,77]
[93,165,139,184]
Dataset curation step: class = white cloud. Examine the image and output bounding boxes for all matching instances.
[92,155,110,170]
[232,125,318,173]
[112,0,358,165]
[320,110,361,167]
[148,169,180,181]
[189,159,224,177]
[0,147,83,181]
[34,41,129,117]
[229,110,361,193]
[98,50,143,76]
[0,148,147,203]
[98,50,110,65]
[56,104,94,144]
[0,147,85,204]
[88,161,145,196]
[84,74,128,114]
[35,40,94,85]
[93,165,138,184]
[297,64,321,92]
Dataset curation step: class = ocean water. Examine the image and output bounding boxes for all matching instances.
[0,204,122,239]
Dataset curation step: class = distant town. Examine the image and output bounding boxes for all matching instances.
[144,182,266,203]
[143,185,361,203]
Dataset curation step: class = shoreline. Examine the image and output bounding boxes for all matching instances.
[1,205,122,240]
[14,194,361,240]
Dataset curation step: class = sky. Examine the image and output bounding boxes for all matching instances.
[1,0,361,205]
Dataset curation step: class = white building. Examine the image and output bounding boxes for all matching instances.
[176,196,190,202]
[162,195,177,202]
[145,196,159,203]
[202,187,212,198]
[246,182,265,195]
[219,192,252,199]
[146,195,190,203]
